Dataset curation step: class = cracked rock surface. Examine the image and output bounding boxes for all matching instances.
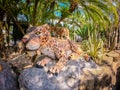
[0,60,19,90]
[19,58,103,90]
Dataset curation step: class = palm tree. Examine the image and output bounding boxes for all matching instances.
[115,0,120,49]
[20,0,57,26]
[54,0,118,27]
[69,0,119,50]
[104,0,120,50]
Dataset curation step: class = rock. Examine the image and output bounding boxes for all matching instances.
[112,62,120,75]
[7,54,33,74]
[74,34,83,42]
[19,57,114,90]
[0,60,19,90]
[83,67,102,76]
[0,64,2,71]
[19,58,97,90]
[102,55,113,65]
[115,50,120,54]
[106,51,119,58]
[113,55,120,62]
[111,62,120,86]
[79,74,95,90]
[114,67,120,90]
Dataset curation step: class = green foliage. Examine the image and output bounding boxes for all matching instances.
[61,0,119,45]
[75,26,88,40]
[79,0,118,27]
[75,24,93,40]
[81,29,104,63]
[19,0,56,25]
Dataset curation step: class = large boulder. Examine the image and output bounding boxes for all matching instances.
[114,67,120,90]
[0,60,19,90]
[19,57,114,90]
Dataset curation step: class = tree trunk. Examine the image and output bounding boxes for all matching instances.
[116,8,120,49]
[0,21,5,59]
[32,0,39,26]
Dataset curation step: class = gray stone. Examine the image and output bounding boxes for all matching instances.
[74,34,83,42]
[0,60,19,90]
[18,55,120,90]
[19,58,101,90]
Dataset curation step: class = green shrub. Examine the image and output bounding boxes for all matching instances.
[81,29,104,64]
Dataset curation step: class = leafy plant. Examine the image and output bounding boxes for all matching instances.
[81,29,104,64]
[75,24,93,40]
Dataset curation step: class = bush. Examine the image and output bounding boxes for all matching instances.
[81,29,104,64]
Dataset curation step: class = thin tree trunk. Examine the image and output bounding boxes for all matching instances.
[32,0,39,26]
[0,21,5,59]
[6,9,25,35]
[116,8,120,49]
